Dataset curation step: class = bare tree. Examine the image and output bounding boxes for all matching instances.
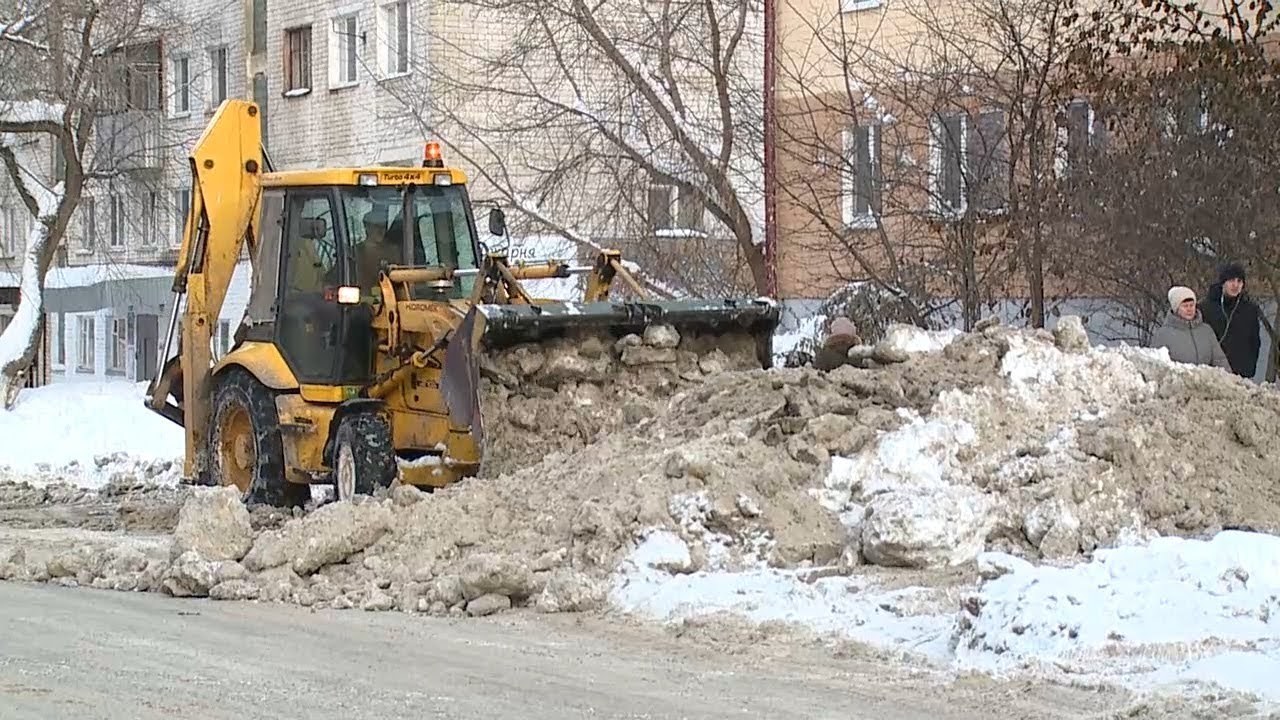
[0,0,193,407]
[776,0,1108,330]
[1063,0,1280,353]
[374,0,768,298]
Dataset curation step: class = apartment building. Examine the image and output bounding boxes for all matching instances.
[771,0,1260,343]
[0,0,253,384]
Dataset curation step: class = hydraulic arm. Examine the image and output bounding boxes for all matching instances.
[145,100,265,480]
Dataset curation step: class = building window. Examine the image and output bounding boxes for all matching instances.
[172,188,190,246]
[209,46,229,107]
[1056,99,1104,177]
[213,319,232,360]
[81,197,95,250]
[77,315,95,371]
[171,55,191,115]
[930,109,1008,217]
[1,205,17,256]
[647,182,703,237]
[140,192,157,246]
[284,26,313,94]
[378,0,409,76]
[55,311,64,365]
[331,15,359,87]
[841,0,883,10]
[109,194,125,247]
[841,123,881,229]
[109,317,127,372]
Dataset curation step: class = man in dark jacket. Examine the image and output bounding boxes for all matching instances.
[1199,262,1263,379]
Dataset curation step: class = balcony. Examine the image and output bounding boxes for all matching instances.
[92,110,164,172]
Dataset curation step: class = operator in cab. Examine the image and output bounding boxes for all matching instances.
[354,204,404,291]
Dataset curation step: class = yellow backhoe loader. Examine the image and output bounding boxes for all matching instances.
[144,99,779,507]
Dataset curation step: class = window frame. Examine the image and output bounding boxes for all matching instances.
[283,25,314,96]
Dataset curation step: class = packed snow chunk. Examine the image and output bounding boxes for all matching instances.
[880,324,962,355]
[171,486,254,562]
[243,498,393,575]
[953,530,1280,694]
[610,538,953,658]
[630,529,693,574]
[457,552,535,602]
[1051,315,1090,353]
[861,487,994,568]
[826,410,977,505]
[162,551,243,598]
[0,381,182,487]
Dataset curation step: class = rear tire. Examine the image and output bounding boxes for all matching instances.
[207,368,310,508]
[332,411,397,502]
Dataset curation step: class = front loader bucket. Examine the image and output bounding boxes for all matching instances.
[437,295,780,481]
[475,297,780,369]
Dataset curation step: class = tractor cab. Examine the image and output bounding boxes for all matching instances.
[243,143,493,386]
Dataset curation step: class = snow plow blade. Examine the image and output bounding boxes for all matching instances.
[476,297,780,362]
[438,297,779,462]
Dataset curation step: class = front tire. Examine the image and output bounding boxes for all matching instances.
[207,368,309,508]
[332,411,397,502]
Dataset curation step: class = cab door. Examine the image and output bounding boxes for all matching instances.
[275,189,344,384]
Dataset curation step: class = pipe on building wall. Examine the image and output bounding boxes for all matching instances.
[763,0,778,299]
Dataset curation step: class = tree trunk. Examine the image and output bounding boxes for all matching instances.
[0,238,48,410]
[741,228,769,295]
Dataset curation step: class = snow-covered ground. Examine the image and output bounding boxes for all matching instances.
[611,324,1280,710]
[0,380,183,487]
[610,527,1280,706]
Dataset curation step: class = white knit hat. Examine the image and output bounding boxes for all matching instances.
[1167,286,1196,311]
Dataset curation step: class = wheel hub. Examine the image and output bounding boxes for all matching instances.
[216,405,255,494]
[336,444,356,502]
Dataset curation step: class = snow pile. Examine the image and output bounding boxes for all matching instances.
[955,531,1280,703]
[0,381,183,488]
[816,318,1280,569]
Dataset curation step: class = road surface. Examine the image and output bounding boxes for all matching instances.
[0,582,1128,720]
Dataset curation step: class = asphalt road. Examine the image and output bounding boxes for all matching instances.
[0,582,1127,720]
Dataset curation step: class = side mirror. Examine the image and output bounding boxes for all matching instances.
[488,207,507,237]
[300,217,327,240]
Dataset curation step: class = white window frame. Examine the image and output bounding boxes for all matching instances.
[841,124,880,230]
[929,111,968,218]
[648,181,705,238]
[80,196,95,252]
[330,13,360,88]
[1054,98,1098,178]
[109,317,127,373]
[1,205,17,256]
[77,315,95,371]
[208,45,229,109]
[171,54,192,117]
[376,0,410,79]
[172,188,190,247]
[213,319,232,360]
[140,191,157,246]
[109,194,126,248]
[841,0,883,11]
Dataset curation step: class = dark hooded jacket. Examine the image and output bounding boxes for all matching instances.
[1199,263,1262,378]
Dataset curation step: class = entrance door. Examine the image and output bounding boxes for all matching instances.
[135,313,159,381]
